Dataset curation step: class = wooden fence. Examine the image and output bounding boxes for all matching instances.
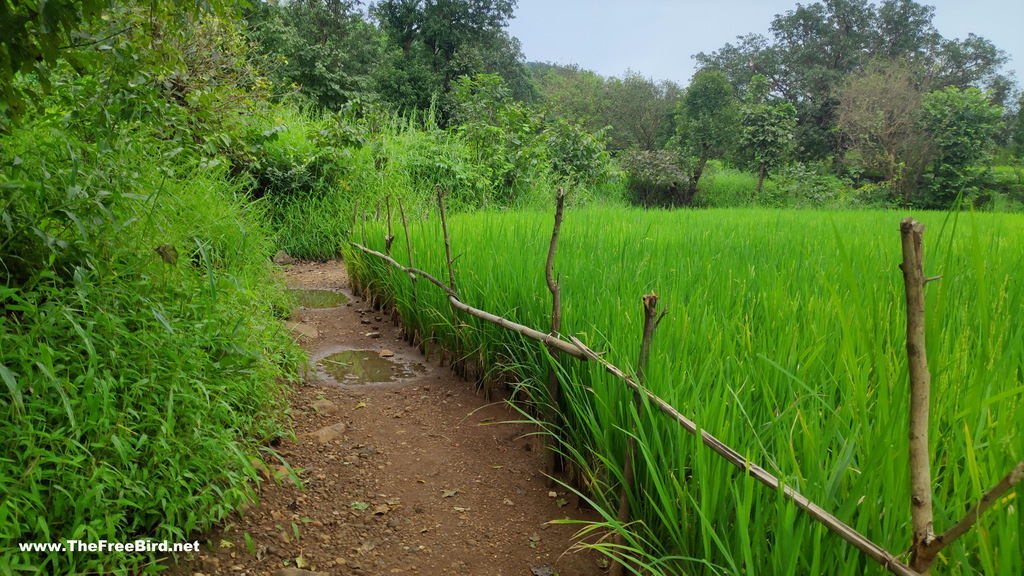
[344,189,1022,576]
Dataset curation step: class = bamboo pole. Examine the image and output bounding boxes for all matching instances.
[544,188,565,481]
[610,292,665,576]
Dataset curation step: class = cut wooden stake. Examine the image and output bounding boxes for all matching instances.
[899,217,935,573]
[398,197,417,313]
[360,207,367,247]
[351,198,358,236]
[385,194,394,257]
[899,218,1021,573]
[436,185,463,378]
[610,292,665,576]
[544,188,565,482]
[436,185,457,294]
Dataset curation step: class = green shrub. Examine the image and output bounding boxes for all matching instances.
[618,148,688,207]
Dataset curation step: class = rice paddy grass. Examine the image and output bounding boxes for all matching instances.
[346,206,1023,575]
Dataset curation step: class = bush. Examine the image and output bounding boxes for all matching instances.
[618,148,688,207]
[0,126,300,573]
[764,161,857,208]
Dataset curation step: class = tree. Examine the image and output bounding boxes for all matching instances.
[0,0,236,128]
[674,70,738,203]
[249,0,380,110]
[369,0,531,116]
[836,60,932,203]
[604,71,682,151]
[739,75,796,194]
[919,86,1003,207]
[695,0,1012,161]
[530,62,608,134]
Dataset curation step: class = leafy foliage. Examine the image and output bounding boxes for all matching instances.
[919,86,1004,207]
[0,5,302,573]
[738,74,796,193]
[836,60,933,203]
[248,0,380,110]
[0,0,107,123]
[674,70,739,204]
[618,149,687,207]
[541,118,616,186]
[696,0,1010,160]
[369,0,533,119]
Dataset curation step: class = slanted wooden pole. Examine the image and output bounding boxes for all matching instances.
[609,292,664,576]
[544,188,566,482]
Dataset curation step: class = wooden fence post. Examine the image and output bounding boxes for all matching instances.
[436,185,463,376]
[544,188,566,482]
[398,197,418,344]
[385,194,394,257]
[609,292,665,576]
[900,217,1024,573]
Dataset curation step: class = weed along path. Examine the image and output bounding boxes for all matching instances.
[165,258,601,576]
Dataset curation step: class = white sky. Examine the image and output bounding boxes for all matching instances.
[506,0,1024,87]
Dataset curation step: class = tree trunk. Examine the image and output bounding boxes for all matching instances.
[685,156,708,205]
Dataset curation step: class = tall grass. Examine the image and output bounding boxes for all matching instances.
[347,206,1023,575]
[1,120,301,574]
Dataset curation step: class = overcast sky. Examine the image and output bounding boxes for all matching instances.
[505,0,1024,87]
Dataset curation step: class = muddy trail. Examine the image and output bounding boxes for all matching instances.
[163,259,603,576]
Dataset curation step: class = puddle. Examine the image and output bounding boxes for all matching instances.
[289,288,350,309]
[318,350,425,385]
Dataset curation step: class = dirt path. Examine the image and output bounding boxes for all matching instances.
[164,259,602,576]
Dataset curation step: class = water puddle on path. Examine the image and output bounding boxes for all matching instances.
[289,288,350,309]
[318,350,426,385]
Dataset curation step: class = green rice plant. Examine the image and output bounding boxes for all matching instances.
[347,206,1024,575]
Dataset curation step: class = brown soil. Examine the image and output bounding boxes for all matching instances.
[162,259,603,576]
